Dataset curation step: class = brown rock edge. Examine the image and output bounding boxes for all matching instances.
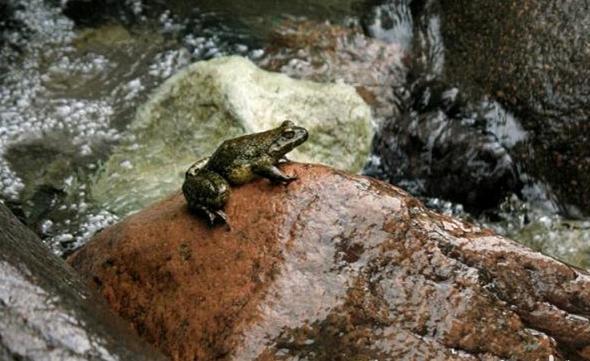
[68,163,590,360]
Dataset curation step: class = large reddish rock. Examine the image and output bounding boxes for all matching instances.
[68,163,590,360]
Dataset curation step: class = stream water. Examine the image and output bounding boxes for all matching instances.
[1,0,588,267]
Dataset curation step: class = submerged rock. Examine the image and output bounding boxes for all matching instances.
[439,0,590,216]
[70,163,590,360]
[91,56,373,215]
[487,203,590,269]
[3,131,92,234]
[0,202,167,361]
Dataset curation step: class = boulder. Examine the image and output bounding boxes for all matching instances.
[439,0,590,216]
[371,79,522,211]
[91,56,373,215]
[69,163,590,360]
[0,202,167,361]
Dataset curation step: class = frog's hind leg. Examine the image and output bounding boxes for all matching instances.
[183,168,231,228]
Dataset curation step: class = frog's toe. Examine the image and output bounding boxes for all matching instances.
[196,207,216,226]
[215,209,229,225]
[214,210,231,231]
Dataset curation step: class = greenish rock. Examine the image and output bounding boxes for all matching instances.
[91,56,373,215]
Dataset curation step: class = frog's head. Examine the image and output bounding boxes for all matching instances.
[267,120,308,158]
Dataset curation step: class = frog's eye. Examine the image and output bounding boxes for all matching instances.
[283,129,295,139]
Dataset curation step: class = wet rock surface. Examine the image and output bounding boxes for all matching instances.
[0,202,167,361]
[363,1,589,267]
[69,163,590,360]
[439,0,590,216]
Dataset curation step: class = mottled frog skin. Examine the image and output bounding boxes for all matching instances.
[182,120,308,225]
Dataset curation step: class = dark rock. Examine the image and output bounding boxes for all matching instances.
[0,0,29,61]
[439,0,590,216]
[62,0,140,26]
[0,202,167,361]
[372,79,522,211]
[68,163,590,360]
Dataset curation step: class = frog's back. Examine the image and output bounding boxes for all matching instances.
[206,132,275,183]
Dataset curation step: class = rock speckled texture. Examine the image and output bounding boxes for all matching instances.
[69,164,590,360]
[0,203,167,361]
[439,0,590,216]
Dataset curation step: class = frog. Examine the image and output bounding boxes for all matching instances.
[182,120,308,226]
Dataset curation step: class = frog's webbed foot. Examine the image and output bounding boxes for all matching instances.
[214,210,231,231]
[192,206,230,229]
[194,206,217,226]
[255,164,297,184]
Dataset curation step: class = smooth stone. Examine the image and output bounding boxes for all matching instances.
[70,163,590,360]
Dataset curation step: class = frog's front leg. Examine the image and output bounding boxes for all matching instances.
[253,161,297,183]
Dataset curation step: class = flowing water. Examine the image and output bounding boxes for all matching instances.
[0,0,260,254]
[1,0,588,268]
